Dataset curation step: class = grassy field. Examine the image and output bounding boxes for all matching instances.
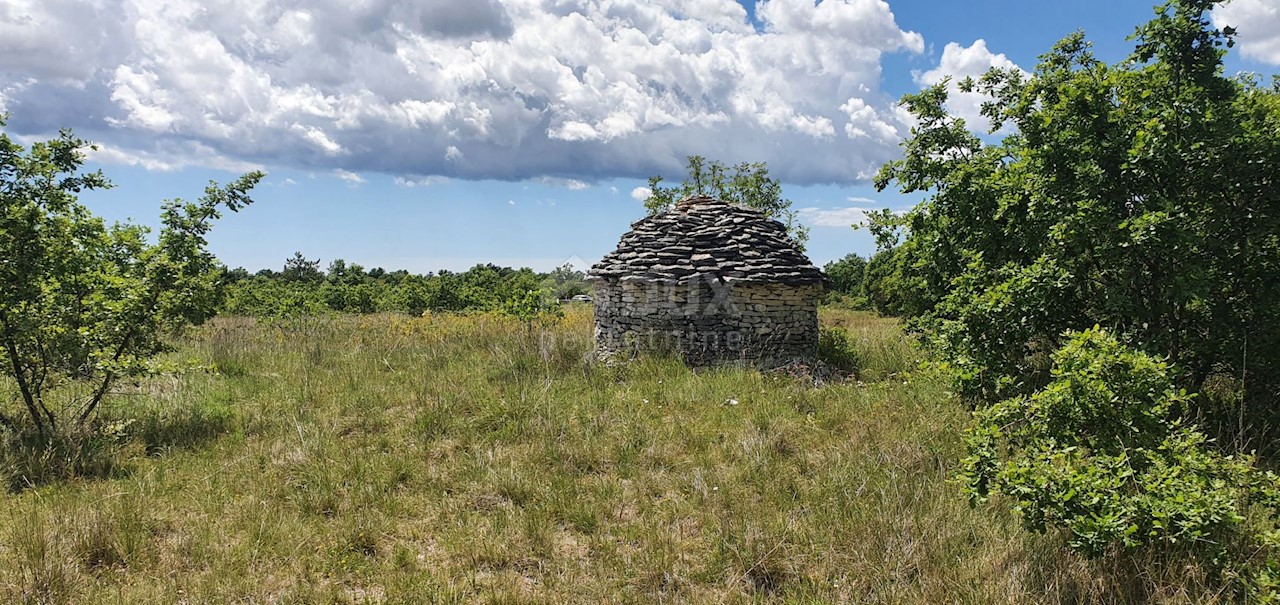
[0,307,1225,603]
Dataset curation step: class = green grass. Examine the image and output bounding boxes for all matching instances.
[0,308,1229,603]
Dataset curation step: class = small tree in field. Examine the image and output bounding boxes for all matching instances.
[0,114,262,437]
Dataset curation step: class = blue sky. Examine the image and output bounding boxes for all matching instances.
[3,0,1277,274]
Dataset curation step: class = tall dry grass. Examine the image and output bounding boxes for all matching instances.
[0,307,1235,603]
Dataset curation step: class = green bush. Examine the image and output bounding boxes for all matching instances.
[961,327,1280,592]
[819,292,870,311]
[499,288,563,327]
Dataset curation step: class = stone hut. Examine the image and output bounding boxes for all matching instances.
[588,195,825,366]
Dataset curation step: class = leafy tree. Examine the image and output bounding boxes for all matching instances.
[392,276,434,315]
[873,0,1280,589]
[644,155,810,251]
[823,253,867,297]
[223,266,251,283]
[875,0,1280,437]
[0,114,262,435]
[860,246,917,317]
[282,252,323,283]
[543,263,590,299]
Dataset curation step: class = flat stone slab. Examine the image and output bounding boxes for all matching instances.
[587,195,826,286]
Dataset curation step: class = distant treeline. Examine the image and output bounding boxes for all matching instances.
[219,253,590,317]
[223,251,899,317]
[820,250,900,313]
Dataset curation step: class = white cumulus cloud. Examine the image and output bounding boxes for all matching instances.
[915,39,1024,133]
[1214,0,1280,65]
[797,206,871,228]
[0,0,926,185]
[631,186,652,202]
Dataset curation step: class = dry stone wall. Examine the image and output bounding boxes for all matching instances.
[593,278,820,366]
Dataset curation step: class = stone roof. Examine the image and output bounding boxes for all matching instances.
[588,195,825,285]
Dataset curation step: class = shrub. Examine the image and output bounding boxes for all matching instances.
[499,288,563,328]
[961,327,1280,592]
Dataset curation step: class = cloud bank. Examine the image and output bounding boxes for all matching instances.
[0,0,937,185]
